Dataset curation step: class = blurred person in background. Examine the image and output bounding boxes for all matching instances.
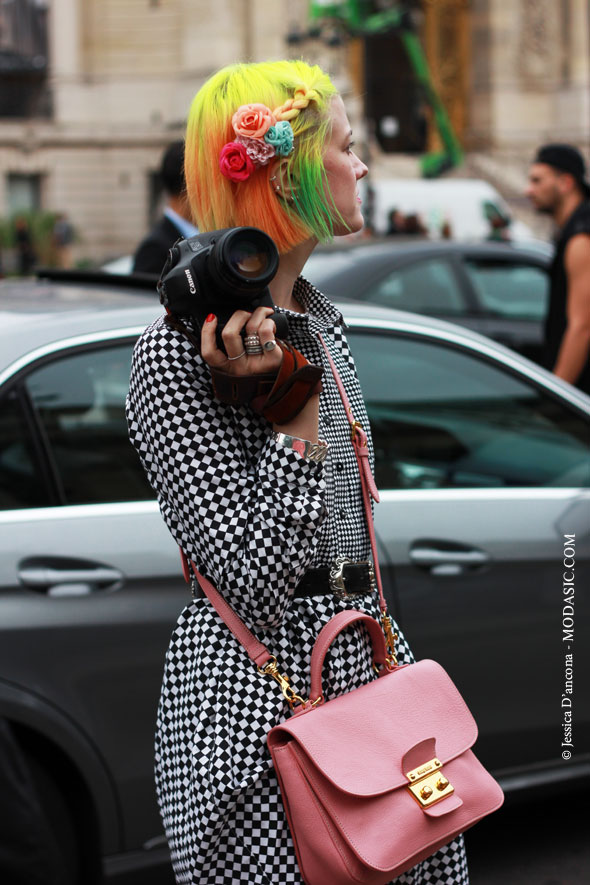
[132,140,198,274]
[386,207,406,235]
[526,143,590,394]
[14,216,36,276]
[403,212,427,236]
[126,60,470,885]
[52,212,75,268]
[483,201,510,242]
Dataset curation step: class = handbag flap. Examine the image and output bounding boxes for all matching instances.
[268,659,478,797]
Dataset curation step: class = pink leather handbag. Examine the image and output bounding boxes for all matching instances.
[267,609,504,884]
[182,333,504,884]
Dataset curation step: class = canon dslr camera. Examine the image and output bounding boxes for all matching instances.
[157,226,289,345]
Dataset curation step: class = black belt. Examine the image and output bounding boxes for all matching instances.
[191,558,375,601]
[294,559,376,599]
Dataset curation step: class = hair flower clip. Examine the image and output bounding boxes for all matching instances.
[220,102,295,182]
[264,121,294,157]
[232,103,276,139]
[219,141,255,182]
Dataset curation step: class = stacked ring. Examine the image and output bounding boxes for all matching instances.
[244,334,263,355]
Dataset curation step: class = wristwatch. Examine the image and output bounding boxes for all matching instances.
[272,432,329,463]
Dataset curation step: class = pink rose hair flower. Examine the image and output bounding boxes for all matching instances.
[236,135,276,167]
[232,103,276,139]
[219,142,255,182]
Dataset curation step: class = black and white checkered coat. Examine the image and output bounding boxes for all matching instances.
[126,278,469,884]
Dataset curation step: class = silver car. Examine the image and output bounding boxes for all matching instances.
[0,272,588,883]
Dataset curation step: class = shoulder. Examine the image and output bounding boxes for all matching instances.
[564,230,590,275]
[132,314,207,383]
[564,202,590,240]
[132,217,181,273]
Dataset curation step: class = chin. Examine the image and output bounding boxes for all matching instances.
[334,211,364,237]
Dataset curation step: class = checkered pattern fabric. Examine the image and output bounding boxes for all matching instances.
[126,277,469,884]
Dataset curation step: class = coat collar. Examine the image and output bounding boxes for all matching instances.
[273,276,344,333]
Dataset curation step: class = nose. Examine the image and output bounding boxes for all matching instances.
[355,155,369,180]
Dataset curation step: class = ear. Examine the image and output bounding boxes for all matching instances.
[268,158,298,204]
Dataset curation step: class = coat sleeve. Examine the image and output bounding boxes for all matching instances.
[126,319,328,630]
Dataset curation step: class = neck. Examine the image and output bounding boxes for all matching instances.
[270,237,318,312]
[554,192,583,228]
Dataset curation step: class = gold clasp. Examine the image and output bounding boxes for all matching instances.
[258,657,308,709]
[350,419,363,443]
[406,757,454,808]
[381,613,399,667]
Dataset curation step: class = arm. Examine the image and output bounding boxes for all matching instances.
[553,234,590,385]
[126,319,327,631]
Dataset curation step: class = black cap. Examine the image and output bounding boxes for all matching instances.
[534,143,590,198]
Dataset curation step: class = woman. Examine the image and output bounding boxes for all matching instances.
[126,60,469,885]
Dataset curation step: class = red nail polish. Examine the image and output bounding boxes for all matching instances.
[205,313,216,323]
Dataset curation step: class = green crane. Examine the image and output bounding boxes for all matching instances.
[308,0,463,177]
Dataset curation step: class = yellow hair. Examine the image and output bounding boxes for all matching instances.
[184,60,340,253]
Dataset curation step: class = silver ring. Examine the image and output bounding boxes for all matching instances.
[227,350,246,361]
[244,334,263,355]
[263,339,277,352]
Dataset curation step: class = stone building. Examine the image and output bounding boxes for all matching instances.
[0,0,588,264]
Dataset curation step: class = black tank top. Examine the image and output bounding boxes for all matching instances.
[544,200,590,394]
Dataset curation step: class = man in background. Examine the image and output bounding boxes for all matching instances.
[526,143,590,394]
[133,140,198,275]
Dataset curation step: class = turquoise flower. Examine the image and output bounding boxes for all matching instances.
[264,121,294,157]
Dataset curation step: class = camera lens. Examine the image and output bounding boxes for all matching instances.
[227,239,270,279]
[212,227,279,293]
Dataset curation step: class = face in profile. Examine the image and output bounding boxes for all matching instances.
[322,96,369,236]
[525,163,565,214]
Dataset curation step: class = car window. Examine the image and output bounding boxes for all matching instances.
[463,260,549,320]
[0,392,49,510]
[25,343,154,506]
[350,331,590,490]
[303,251,358,289]
[364,259,464,316]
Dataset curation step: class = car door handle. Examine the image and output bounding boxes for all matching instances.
[409,541,490,576]
[18,557,124,597]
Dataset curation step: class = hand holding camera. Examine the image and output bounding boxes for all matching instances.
[158,226,323,425]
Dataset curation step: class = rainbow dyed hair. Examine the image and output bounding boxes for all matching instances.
[184,60,342,253]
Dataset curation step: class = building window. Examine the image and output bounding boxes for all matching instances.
[6,173,42,213]
[0,0,50,117]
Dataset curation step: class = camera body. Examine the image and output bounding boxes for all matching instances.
[157,227,288,345]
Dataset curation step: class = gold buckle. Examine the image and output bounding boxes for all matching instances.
[405,757,454,808]
[381,613,399,667]
[350,419,363,443]
[258,657,308,709]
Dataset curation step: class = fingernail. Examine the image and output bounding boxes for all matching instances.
[205,313,216,323]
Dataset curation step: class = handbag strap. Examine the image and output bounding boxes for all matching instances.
[309,609,390,702]
[316,333,387,614]
[180,330,398,707]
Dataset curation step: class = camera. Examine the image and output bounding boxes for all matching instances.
[157,226,289,345]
